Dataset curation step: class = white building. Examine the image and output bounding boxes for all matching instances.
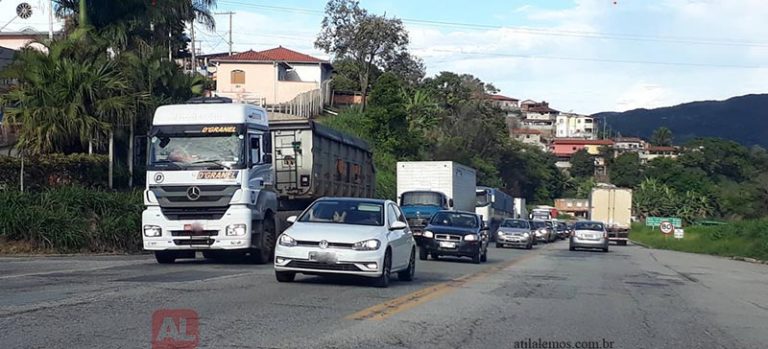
[555,113,596,139]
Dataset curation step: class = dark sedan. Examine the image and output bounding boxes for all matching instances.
[418,210,489,264]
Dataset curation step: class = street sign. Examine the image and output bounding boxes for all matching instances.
[660,221,674,235]
[674,228,684,239]
[646,217,682,228]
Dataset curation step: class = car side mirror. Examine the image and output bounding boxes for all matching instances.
[390,221,407,231]
[262,153,273,164]
[286,215,297,224]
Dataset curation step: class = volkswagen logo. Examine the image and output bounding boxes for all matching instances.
[186,186,201,201]
[318,240,329,249]
[154,172,164,183]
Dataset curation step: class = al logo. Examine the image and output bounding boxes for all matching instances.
[152,309,199,349]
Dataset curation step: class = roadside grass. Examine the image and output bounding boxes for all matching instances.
[631,220,768,261]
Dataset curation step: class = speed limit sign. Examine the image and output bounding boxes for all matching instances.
[660,221,674,235]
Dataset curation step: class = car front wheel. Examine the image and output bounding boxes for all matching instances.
[374,250,391,288]
[398,249,416,281]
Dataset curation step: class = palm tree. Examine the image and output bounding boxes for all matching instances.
[0,35,138,155]
[651,127,674,146]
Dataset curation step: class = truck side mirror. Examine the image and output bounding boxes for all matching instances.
[262,153,272,164]
[448,198,454,208]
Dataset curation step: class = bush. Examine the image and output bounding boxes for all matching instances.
[0,154,109,191]
[0,187,143,253]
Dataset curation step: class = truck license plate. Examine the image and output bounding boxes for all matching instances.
[309,252,337,264]
[439,241,456,249]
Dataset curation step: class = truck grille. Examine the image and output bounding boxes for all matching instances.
[171,230,219,237]
[286,260,362,271]
[160,207,229,220]
[407,218,428,227]
[173,238,215,246]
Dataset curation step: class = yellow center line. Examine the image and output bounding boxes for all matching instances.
[346,247,543,321]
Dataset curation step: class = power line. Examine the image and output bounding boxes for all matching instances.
[217,0,768,48]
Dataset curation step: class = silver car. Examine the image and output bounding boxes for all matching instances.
[495,219,534,249]
[530,220,555,243]
[569,221,609,252]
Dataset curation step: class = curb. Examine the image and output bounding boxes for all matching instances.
[629,240,651,248]
[0,252,149,258]
[730,256,768,265]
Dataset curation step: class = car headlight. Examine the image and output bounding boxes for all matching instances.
[423,230,434,238]
[353,239,380,251]
[464,234,479,241]
[143,225,162,237]
[279,234,297,247]
[523,232,530,238]
[226,224,247,236]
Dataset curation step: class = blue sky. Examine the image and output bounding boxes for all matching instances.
[2,0,767,113]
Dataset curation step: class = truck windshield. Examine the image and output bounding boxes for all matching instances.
[401,192,443,206]
[149,133,244,170]
[475,190,490,207]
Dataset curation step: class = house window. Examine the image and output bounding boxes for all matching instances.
[231,69,245,85]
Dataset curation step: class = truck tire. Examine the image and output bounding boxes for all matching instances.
[419,247,428,260]
[251,216,277,264]
[155,251,176,264]
[275,271,296,282]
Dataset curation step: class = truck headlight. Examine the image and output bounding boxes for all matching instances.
[353,239,380,251]
[464,234,479,241]
[279,234,297,247]
[423,230,434,238]
[226,224,247,236]
[143,225,162,237]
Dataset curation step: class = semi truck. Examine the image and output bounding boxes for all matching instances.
[396,161,477,236]
[589,184,632,245]
[142,98,375,264]
[475,186,515,237]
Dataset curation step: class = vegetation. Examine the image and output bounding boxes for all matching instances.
[650,126,673,146]
[0,187,143,253]
[594,94,768,148]
[631,222,768,261]
[0,154,109,191]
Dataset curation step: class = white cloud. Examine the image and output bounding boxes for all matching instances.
[616,83,675,111]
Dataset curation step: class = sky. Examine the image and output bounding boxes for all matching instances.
[1,0,767,113]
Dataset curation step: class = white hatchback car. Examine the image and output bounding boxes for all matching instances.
[274,197,417,287]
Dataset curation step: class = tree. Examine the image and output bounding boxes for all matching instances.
[385,52,425,87]
[569,150,594,178]
[650,127,673,146]
[609,152,642,187]
[315,0,409,109]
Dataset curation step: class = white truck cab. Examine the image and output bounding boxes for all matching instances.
[142,99,279,264]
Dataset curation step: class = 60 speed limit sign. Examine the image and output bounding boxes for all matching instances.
[660,221,675,235]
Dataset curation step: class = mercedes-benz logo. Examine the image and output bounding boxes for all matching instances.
[186,186,201,201]
[318,240,329,249]
[154,172,164,183]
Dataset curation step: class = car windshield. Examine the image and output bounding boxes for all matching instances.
[573,222,605,231]
[401,192,443,206]
[298,200,384,226]
[430,212,478,228]
[558,223,567,230]
[501,219,529,229]
[531,221,547,229]
[149,133,244,169]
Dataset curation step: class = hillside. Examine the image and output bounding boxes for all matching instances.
[593,94,768,147]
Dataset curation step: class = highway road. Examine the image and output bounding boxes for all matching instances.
[1,241,767,349]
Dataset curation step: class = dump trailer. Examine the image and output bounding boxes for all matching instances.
[589,185,632,245]
[269,115,376,231]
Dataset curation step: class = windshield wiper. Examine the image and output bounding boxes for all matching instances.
[152,160,183,170]
[189,159,231,170]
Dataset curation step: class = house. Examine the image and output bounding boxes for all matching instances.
[555,113,596,139]
[485,94,519,110]
[640,146,679,164]
[613,137,645,151]
[554,198,590,218]
[212,46,332,107]
[0,30,50,51]
[520,101,559,138]
[550,138,615,157]
[511,128,547,152]
[0,46,16,92]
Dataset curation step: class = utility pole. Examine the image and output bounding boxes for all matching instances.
[190,21,196,73]
[48,0,54,39]
[215,12,235,55]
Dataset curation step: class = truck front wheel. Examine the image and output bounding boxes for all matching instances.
[155,251,176,264]
[251,216,277,264]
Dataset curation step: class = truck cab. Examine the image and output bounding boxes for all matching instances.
[142,99,278,264]
[399,190,450,238]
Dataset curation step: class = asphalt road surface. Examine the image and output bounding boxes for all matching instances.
[1,241,767,349]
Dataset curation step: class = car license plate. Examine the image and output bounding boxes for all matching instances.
[439,241,456,249]
[309,251,337,264]
[584,234,594,239]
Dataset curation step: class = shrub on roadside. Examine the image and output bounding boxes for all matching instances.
[0,186,143,253]
[0,154,109,191]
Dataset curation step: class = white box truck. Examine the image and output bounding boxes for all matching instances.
[589,185,632,245]
[396,161,477,234]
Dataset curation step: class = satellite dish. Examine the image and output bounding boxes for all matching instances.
[17,2,33,19]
